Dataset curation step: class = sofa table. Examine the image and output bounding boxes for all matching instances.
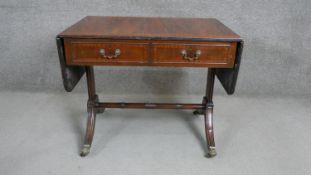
[56,16,243,157]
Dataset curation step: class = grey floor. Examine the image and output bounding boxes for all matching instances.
[0,91,310,175]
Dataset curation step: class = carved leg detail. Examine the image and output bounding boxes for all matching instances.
[204,104,216,158]
[96,107,105,114]
[193,109,204,115]
[94,94,105,114]
[80,103,96,157]
[194,98,206,115]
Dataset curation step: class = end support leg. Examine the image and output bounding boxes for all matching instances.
[80,66,98,157]
[80,104,96,157]
[205,103,216,158]
[204,68,217,158]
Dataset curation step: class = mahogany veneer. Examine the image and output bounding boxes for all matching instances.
[64,38,237,67]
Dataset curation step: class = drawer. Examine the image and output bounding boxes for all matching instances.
[152,42,237,67]
[64,39,149,65]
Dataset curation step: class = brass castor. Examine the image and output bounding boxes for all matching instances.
[206,146,217,158]
[80,145,91,157]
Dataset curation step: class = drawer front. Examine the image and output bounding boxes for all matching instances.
[152,42,237,67]
[64,39,149,65]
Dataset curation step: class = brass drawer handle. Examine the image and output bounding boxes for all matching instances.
[181,49,202,61]
[99,48,121,59]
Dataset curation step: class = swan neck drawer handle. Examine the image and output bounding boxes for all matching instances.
[181,49,202,61]
[99,48,121,59]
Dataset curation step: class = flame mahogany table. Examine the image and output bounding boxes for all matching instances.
[56,16,243,157]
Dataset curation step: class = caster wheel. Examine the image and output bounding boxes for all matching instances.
[80,145,91,157]
[206,146,217,158]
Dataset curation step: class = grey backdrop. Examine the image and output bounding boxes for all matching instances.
[1,0,310,97]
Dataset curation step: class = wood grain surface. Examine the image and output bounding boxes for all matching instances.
[58,16,241,41]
